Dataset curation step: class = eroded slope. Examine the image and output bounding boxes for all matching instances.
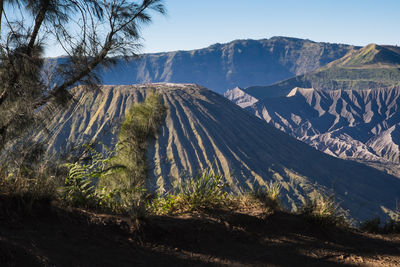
[37,84,400,222]
[245,86,400,167]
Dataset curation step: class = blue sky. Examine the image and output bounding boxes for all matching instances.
[46,0,399,56]
[140,0,399,52]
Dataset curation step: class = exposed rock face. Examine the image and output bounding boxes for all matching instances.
[53,36,354,94]
[224,87,258,108]
[233,87,400,171]
[224,44,400,175]
[37,83,400,222]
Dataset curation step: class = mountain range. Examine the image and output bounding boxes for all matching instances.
[37,37,400,223]
[226,43,400,176]
[67,36,356,94]
[35,83,400,223]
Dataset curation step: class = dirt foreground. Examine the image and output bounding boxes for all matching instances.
[0,202,399,266]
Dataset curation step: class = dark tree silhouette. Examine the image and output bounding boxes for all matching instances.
[0,0,165,150]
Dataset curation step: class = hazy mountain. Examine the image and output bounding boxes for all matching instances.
[35,83,400,222]
[86,36,355,94]
[226,44,400,174]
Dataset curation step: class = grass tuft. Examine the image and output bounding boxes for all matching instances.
[300,194,348,228]
[251,181,282,212]
[150,166,229,215]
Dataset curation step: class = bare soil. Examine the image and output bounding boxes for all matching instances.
[0,200,399,266]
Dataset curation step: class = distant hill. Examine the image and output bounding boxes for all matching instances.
[34,83,400,222]
[46,37,354,94]
[323,44,400,67]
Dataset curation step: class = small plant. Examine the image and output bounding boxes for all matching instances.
[252,181,282,212]
[60,145,148,217]
[150,166,229,215]
[360,217,400,234]
[382,219,400,233]
[149,193,181,215]
[60,145,114,208]
[300,194,348,228]
[175,167,229,210]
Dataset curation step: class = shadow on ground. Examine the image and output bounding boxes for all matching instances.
[0,201,399,266]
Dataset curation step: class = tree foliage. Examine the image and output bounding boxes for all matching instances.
[101,92,167,192]
[0,0,166,150]
[61,93,167,216]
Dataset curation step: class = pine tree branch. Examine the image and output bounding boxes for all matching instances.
[0,89,6,106]
[47,0,157,102]
[0,0,4,36]
[27,0,49,56]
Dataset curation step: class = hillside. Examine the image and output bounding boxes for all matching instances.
[46,37,355,94]
[323,44,400,68]
[34,83,400,223]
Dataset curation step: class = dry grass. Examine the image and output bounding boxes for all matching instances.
[0,171,57,217]
[300,194,349,228]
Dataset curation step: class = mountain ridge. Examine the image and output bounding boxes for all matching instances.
[44,36,356,94]
[329,44,400,67]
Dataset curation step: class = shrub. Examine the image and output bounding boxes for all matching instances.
[60,145,113,208]
[0,172,57,217]
[60,141,150,218]
[251,181,282,212]
[150,166,229,215]
[61,93,167,219]
[175,167,229,210]
[360,212,400,234]
[149,193,182,215]
[300,194,348,228]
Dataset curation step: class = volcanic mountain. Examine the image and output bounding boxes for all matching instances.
[36,83,400,223]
